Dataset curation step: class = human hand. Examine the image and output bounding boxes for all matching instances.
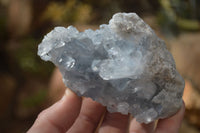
[28,89,185,133]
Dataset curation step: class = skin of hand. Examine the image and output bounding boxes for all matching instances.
[27,89,185,133]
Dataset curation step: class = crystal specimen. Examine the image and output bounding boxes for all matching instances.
[38,13,185,123]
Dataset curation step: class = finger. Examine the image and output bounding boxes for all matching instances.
[98,112,129,133]
[28,89,82,133]
[49,68,66,102]
[129,117,155,133]
[155,101,185,133]
[67,98,106,133]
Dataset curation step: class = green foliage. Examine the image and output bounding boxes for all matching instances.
[42,0,92,24]
[15,36,54,78]
[158,0,200,36]
[22,89,47,108]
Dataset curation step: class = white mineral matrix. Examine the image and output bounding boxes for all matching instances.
[38,13,185,123]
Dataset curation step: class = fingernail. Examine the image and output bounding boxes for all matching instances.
[65,89,74,96]
[60,89,68,101]
[61,89,74,101]
[182,99,185,104]
[181,99,185,109]
[61,94,66,101]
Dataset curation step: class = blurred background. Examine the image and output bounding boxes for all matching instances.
[0,0,200,132]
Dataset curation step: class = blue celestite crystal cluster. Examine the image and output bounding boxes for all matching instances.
[38,13,185,123]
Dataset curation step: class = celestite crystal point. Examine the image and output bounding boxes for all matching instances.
[38,13,185,123]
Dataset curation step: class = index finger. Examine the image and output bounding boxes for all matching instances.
[27,89,82,133]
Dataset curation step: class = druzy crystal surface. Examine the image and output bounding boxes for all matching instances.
[38,13,185,123]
